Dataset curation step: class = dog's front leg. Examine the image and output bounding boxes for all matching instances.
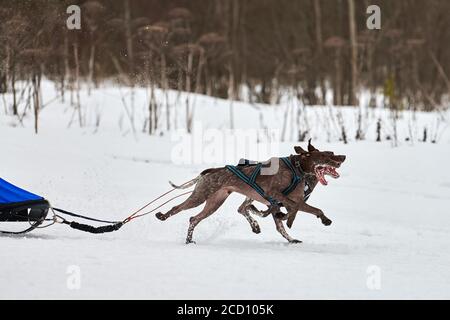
[267,192,301,228]
[285,205,303,229]
[297,202,332,226]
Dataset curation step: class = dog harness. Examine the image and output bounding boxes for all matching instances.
[225,157,311,206]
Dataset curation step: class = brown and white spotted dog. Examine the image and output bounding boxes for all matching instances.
[156,140,346,244]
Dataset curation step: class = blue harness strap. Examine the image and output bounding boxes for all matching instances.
[280,157,312,201]
[226,157,312,206]
[225,164,278,205]
[280,157,301,196]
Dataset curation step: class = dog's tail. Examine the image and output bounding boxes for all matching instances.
[169,167,224,189]
[169,176,200,189]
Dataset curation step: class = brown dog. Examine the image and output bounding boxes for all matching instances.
[235,141,346,242]
[156,140,346,244]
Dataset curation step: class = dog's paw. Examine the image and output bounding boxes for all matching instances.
[155,212,166,221]
[321,216,332,226]
[185,239,196,245]
[252,224,261,234]
[289,239,302,244]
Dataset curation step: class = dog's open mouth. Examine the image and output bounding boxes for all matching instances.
[314,165,340,186]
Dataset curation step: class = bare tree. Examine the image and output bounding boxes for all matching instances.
[347,0,358,106]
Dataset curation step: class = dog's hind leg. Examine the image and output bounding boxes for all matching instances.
[186,189,230,244]
[237,198,261,234]
[155,190,206,221]
[241,199,281,218]
[273,212,301,244]
[255,204,282,218]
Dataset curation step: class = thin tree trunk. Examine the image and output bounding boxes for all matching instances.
[367,43,376,107]
[149,82,156,135]
[228,61,235,130]
[241,1,248,95]
[124,0,134,81]
[88,44,95,95]
[185,51,193,133]
[161,53,170,131]
[64,34,73,106]
[152,85,157,133]
[314,0,326,104]
[59,62,65,103]
[195,52,204,94]
[124,0,136,129]
[347,0,358,106]
[11,66,17,116]
[4,45,10,94]
[32,73,40,134]
[174,68,183,130]
[73,43,82,127]
[232,0,240,100]
[205,64,212,96]
[335,48,342,105]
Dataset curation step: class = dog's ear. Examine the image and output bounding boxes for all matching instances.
[308,139,319,152]
[294,146,307,154]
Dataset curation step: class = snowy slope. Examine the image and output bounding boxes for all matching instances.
[1,83,450,299]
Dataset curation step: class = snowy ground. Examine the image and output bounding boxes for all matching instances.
[1,83,450,299]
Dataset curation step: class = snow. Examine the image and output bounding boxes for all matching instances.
[1,82,450,299]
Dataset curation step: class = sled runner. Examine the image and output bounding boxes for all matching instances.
[0,178,50,234]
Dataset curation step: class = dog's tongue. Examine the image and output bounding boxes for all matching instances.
[319,172,328,185]
[329,167,340,178]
